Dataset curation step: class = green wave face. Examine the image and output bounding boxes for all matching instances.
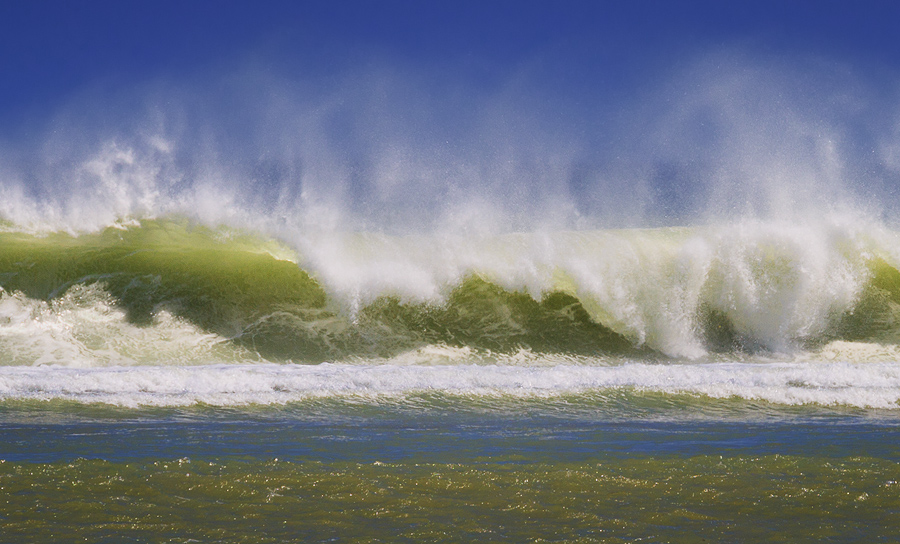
[0,221,328,361]
[833,258,900,342]
[0,221,636,362]
[4,218,900,363]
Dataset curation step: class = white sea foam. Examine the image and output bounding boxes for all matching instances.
[0,284,249,367]
[1,359,899,409]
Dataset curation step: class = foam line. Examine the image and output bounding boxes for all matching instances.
[1,361,899,408]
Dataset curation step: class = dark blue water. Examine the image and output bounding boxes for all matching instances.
[4,408,899,464]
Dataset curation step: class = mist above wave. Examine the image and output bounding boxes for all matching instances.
[1,50,898,235]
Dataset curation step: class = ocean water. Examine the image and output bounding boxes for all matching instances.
[2,215,900,541]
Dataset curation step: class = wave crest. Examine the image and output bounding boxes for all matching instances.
[2,217,900,362]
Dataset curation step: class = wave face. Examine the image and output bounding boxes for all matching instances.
[2,217,900,409]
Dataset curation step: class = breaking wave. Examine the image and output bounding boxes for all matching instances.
[3,216,900,367]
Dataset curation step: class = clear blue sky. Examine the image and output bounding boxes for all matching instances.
[3,0,898,124]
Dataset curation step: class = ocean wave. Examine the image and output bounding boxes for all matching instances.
[3,217,900,361]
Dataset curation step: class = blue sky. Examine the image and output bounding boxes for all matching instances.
[3,0,898,120]
[2,1,900,228]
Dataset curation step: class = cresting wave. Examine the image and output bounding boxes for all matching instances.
[3,216,900,361]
